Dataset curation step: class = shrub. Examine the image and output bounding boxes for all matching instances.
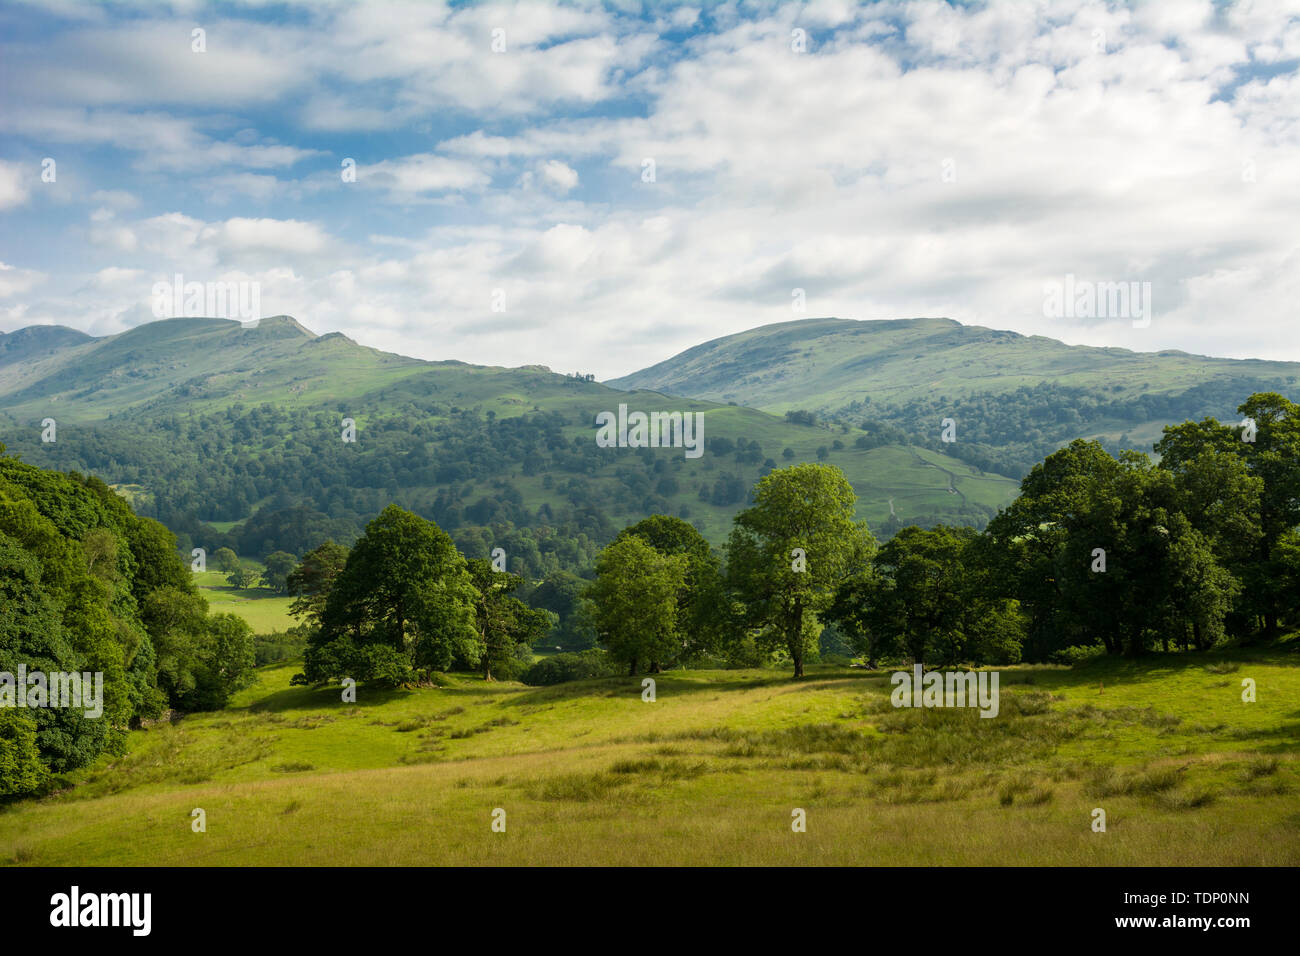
[254,627,309,666]
[521,649,616,686]
[1049,644,1107,666]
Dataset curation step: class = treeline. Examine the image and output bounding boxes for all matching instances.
[287,392,1300,690]
[838,376,1296,479]
[8,392,1294,796]
[4,402,789,565]
[0,445,256,797]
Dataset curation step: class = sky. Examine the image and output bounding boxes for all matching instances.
[1,0,1298,379]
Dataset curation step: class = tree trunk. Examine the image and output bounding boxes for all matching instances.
[790,598,804,678]
[628,658,638,677]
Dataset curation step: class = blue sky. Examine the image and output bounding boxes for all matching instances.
[1,0,1298,377]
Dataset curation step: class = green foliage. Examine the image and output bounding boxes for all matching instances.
[832,525,1024,667]
[465,559,550,680]
[520,649,616,686]
[987,440,1238,659]
[303,506,479,683]
[188,613,256,710]
[615,515,726,662]
[725,463,875,676]
[286,540,349,626]
[0,710,47,797]
[212,547,240,573]
[253,627,310,666]
[527,570,595,650]
[260,551,298,593]
[583,536,689,675]
[0,445,251,794]
[225,564,256,589]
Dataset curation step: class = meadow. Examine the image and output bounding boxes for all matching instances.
[2,641,1296,866]
[192,568,296,633]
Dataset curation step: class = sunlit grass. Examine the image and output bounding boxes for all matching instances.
[2,644,1296,866]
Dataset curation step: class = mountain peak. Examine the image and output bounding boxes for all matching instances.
[251,315,316,338]
[0,324,95,368]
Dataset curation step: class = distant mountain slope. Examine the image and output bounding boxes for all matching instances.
[607,317,1300,412]
[0,316,1017,561]
[0,324,93,369]
[607,317,1300,479]
[0,315,428,421]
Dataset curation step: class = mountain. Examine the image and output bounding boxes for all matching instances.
[0,316,1017,565]
[0,324,93,369]
[608,317,1300,478]
[0,315,426,421]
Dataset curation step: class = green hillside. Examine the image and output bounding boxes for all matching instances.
[607,317,1300,477]
[607,317,1300,411]
[0,317,1017,559]
[0,325,94,369]
[0,316,429,422]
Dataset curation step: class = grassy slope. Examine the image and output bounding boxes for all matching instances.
[0,316,430,423]
[3,644,1296,866]
[1,316,1021,535]
[193,568,296,634]
[606,317,1300,414]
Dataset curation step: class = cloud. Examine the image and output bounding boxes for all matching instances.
[1,108,320,172]
[0,160,31,210]
[202,217,331,257]
[359,154,492,199]
[0,261,45,299]
[3,0,1300,376]
[538,159,579,193]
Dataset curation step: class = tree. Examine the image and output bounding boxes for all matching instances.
[189,613,256,710]
[615,515,725,663]
[528,570,593,650]
[0,710,47,797]
[260,551,298,593]
[304,506,479,684]
[583,536,688,675]
[287,540,349,626]
[987,441,1236,658]
[140,586,209,704]
[725,464,875,677]
[835,525,1023,667]
[1156,394,1300,638]
[212,547,240,573]
[466,559,550,680]
[225,564,255,589]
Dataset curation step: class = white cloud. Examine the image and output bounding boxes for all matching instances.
[0,161,30,210]
[0,108,320,172]
[360,154,491,198]
[0,262,45,300]
[537,159,579,193]
[5,0,1300,375]
[202,217,331,257]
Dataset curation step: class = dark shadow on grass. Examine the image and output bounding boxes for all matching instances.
[499,666,885,708]
[1055,645,1298,690]
[243,683,411,713]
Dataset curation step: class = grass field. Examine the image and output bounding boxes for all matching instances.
[193,569,296,633]
[2,642,1296,866]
